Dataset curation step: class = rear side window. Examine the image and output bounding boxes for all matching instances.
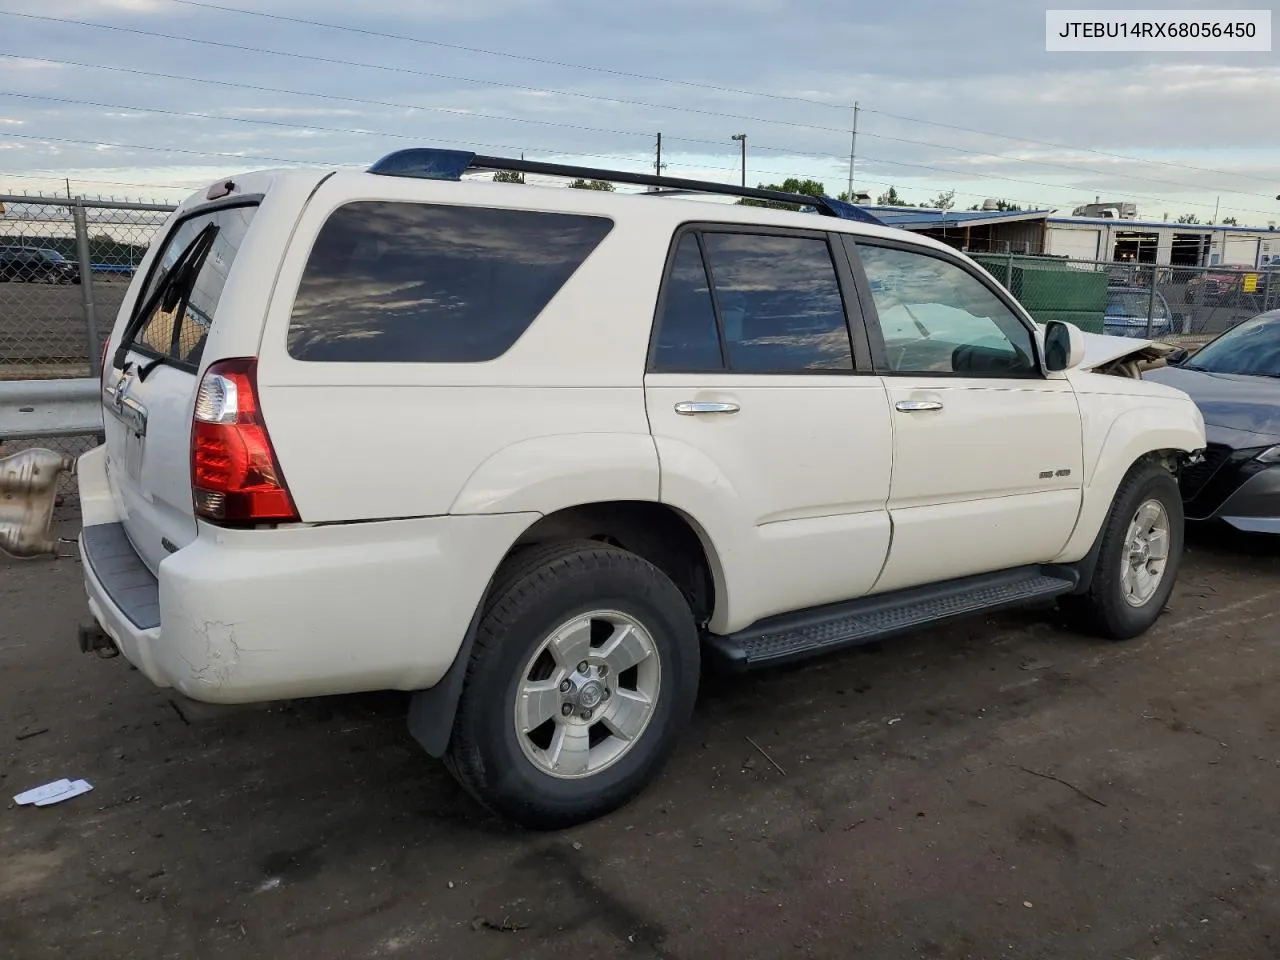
[651,234,723,372]
[287,202,613,363]
[650,229,854,373]
[129,204,257,368]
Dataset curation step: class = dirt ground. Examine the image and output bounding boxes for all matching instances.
[2,519,1279,960]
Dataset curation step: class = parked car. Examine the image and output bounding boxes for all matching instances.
[1144,310,1280,534]
[0,246,80,284]
[1104,286,1174,338]
[31,152,1206,828]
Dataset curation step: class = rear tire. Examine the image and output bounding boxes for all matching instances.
[445,540,699,829]
[1059,460,1184,640]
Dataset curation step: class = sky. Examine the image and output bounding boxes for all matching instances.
[0,0,1277,225]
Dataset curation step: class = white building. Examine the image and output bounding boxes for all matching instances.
[1045,217,1279,269]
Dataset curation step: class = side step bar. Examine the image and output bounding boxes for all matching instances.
[704,566,1078,671]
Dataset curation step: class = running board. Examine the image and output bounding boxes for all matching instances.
[704,566,1078,671]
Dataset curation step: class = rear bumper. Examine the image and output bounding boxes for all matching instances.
[76,447,537,704]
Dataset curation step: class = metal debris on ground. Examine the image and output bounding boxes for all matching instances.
[745,735,786,776]
[471,917,529,933]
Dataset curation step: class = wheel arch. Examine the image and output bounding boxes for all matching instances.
[1051,447,1191,591]
[408,499,725,758]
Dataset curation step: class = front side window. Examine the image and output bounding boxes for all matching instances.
[856,243,1037,376]
[287,202,613,363]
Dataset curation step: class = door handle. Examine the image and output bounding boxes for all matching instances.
[674,401,740,416]
[895,400,943,412]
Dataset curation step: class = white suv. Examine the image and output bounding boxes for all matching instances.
[67,151,1204,827]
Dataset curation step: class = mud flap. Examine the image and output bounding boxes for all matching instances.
[406,580,492,758]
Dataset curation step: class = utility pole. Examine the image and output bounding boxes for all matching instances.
[731,133,747,187]
[655,132,663,177]
[1213,195,1220,223]
[64,178,72,199]
[847,102,859,201]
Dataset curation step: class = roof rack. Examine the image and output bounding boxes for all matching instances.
[366,149,884,226]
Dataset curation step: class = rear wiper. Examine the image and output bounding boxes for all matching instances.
[135,354,172,382]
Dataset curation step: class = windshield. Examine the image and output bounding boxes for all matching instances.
[1107,292,1168,319]
[1184,313,1280,376]
[41,251,66,262]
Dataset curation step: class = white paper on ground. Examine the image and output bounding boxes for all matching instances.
[13,778,93,807]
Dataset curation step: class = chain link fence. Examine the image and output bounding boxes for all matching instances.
[2,194,1278,518]
[0,195,175,511]
[972,253,1279,343]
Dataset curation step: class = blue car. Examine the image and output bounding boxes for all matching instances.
[1104,287,1174,339]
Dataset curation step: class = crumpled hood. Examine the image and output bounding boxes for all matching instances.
[1078,331,1175,371]
[1143,365,1280,446]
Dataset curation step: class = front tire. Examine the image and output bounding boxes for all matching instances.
[445,540,700,829]
[1059,460,1184,640]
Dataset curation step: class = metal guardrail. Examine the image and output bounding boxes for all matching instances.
[0,378,103,441]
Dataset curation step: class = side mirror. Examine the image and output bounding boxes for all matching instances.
[1044,320,1086,372]
[1166,347,1189,366]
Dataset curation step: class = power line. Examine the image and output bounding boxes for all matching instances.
[9,52,1266,205]
[0,124,1043,211]
[861,107,1278,187]
[6,51,1272,212]
[0,53,659,144]
[0,11,850,135]
[165,0,1280,189]
[167,0,844,111]
[0,169,193,191]
[8,86,1275,218]
[851,151,1279,217]
[858,130,1276,200]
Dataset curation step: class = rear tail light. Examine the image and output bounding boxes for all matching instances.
[191,358,299,526]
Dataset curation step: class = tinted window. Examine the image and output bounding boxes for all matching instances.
[651,234,722,372]
[701,233,852,372]
[857,244,1036,376]
[131,204,258,367]
[288,202,613,363]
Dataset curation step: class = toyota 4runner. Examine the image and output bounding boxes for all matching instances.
[56,151,1205,827]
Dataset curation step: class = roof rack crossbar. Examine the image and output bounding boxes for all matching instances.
[366,149,884,225]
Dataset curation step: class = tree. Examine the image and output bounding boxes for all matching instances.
[1176,213,1201,224]
[1221,216,1239,226]
[737,178,825,209]
[567,178,615,191]
[493,171,525,184]
[876,185,908,206]
[923,189,955,211]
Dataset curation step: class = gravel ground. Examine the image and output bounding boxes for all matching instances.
[2,520,1279,960]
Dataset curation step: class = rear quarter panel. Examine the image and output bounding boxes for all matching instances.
[253,174,668,522]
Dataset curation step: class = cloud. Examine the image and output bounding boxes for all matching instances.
[0,0,1275,218]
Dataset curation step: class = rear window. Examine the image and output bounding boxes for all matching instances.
[286,201,613,363]
[127,203,258,368]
